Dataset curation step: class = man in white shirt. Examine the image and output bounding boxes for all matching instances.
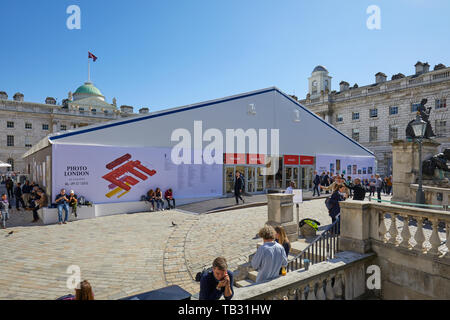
[285,181,295,194]
[251,225,288,283]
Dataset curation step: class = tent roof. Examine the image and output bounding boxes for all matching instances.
[23,86,374,158]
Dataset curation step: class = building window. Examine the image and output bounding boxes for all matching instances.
[352,112,360,120]
[60,125,67,131]
[389,125,398,141]
[7,158,13,171]
[369,127,378,142]
[42,124,49,130]
[25,137,32,148]
[7,121,14,128]
[411,103,421,112]
[79,107,85,113]
[7,135,14,146]
[312,81,317,95]
[352,129,360,142]
[435,99,447,109]
[389,106,398,115]
[369,108,378,118]
[324,80,329,91]
[25,123,32,129]
[336,114,343,122]
[91,108,97,114]
[435,120,447,137]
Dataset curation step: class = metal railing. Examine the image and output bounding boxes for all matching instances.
[287,215,340,272]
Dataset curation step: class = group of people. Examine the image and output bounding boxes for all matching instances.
[55,188,79,225]
[199,225,290,300]
[1,179,51,228]
[312,171,393,200]
[146,188,175,211]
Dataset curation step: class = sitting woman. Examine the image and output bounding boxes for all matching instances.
[146,189,156,211]
[58,280,94,300]
[155,188,164,211]
[164,188,175,210]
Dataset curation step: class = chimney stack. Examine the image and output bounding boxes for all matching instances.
[339,81,349,91]
[139,107,149,114]
[375,72,387,84]
[120,105,134,114]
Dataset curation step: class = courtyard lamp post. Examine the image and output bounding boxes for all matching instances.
[411,113,427,204]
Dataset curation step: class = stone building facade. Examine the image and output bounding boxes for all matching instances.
[0,81,150,173]
[299,62,450,176]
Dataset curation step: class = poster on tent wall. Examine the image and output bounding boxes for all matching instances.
[51,144,223,203]
[315,154,376,180]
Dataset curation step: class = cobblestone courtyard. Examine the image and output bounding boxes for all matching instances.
[0,196,335,300]
[1,194,444,300]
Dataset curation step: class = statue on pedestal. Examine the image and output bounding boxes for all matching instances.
[405,98,436,139]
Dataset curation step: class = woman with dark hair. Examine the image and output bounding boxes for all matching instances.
[75,280,95,300]
[155,188,164,211]
[328,184,346,234]
[147,189,155,211]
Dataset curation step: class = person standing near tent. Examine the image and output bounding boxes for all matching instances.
[0,194,9,229]
[234,171,244,205]
[5,178,14,202]
[14,182,25,211]
[55,189,70,224]
[313,171,321,197]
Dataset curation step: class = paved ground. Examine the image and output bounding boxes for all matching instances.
[0,188,447,300]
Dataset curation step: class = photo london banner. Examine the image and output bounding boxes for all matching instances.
[315,154,376,179]
[51,144,223,203]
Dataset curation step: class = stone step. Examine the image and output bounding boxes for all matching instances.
[235,279,255,288]
[248,270,258,282]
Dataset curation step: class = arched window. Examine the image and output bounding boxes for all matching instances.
[7,158,14,171]
[325,80,329,91]
[312,80,318,94]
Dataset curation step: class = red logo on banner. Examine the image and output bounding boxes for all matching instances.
[102,154,157,199]
[300,156,315,165]
[247,154,265,165]
[224,153,246,164]
[284,155,300,165]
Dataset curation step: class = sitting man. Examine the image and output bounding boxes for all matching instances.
[32,189,48,223]
[251,225,288,283]
[55,189,70,225]
[199,257,234,300]
[68,190,78,218]
[164,188,175,210]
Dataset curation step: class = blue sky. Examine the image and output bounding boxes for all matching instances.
[0,0,449,112]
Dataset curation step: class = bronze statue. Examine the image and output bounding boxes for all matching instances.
[405,98,436,139]
[422,149,450,176]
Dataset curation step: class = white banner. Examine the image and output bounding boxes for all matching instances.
[315,154,376,180]
[52,144,223,203]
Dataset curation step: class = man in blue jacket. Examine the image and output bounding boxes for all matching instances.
[199,257,234,300]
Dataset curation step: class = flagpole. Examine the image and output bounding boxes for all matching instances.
[88,58,90,82]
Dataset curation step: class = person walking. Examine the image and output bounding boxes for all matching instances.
[387,176,393,195]
[369,175,376,197]
[251,225,288,283]
[234,171,244,205]
[0,194,9,229]
[14,182,25,211]
[375,174,383,203]
[55,189,70,224]
[313,171,321,197]
[199,257,234,300]
[5,178,14,202]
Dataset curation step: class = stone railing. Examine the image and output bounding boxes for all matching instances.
[409,184,450,210]
[339,200,450,299]
[233,251,375,300]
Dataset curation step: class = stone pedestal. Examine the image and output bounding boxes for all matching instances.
[338,201,373,254]
[391,139,440,203]
[266,193,297,242]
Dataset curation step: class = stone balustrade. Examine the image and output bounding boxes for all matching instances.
[409,184,450,210]
[232,251,375,300]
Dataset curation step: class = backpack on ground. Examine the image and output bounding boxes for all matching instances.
[299,218,321,231]
[195,267,212,282]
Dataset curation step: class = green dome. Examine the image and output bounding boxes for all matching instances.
[74,82,103,97]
